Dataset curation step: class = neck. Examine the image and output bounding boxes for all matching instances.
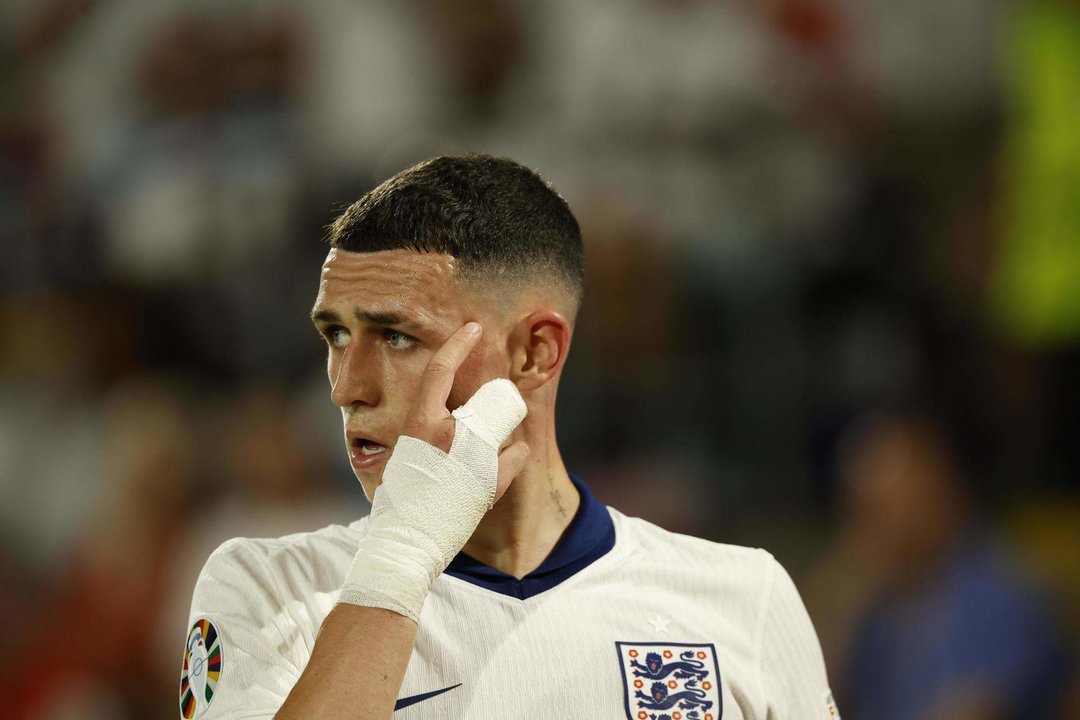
[461,419,579,579]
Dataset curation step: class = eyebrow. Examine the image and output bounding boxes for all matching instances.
[310,308,423,332]
[356,309,411,327]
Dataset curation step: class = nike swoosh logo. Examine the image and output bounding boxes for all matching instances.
[394,683,461,711]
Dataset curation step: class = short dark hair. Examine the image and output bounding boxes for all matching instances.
[327,154,584,309]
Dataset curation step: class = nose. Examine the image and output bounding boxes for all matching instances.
[330,342,380,409]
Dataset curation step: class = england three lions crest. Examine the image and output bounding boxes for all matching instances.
[616,642,722,720]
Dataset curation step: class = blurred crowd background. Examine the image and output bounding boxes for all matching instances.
[1,0,1078,718]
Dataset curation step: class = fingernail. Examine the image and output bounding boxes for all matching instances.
[465,322,481,336]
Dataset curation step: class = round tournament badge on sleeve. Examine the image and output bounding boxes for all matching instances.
[179,618,222,718]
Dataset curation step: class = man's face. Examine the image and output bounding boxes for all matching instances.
[311,248,510,499]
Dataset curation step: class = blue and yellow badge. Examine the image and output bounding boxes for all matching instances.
[180,618,222,719]
[616,641,721,720]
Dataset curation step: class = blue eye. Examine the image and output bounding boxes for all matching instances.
[323,326,351,349]
[384,329,416,351]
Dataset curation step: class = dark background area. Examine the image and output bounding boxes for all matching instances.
[1,1,1077,717]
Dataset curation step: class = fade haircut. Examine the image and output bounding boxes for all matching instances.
[327,154,584,311]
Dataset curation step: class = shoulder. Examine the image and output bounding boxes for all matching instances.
[205,519,367,569]
[609,506,778,581]
[180,523,373,712]
[605,506,786,625]
[195,519,369,607]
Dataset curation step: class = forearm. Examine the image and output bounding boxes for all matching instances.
[276,360,526,719]
[275,605,417,720]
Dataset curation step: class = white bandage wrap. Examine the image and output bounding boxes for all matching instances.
[338,379,527,622]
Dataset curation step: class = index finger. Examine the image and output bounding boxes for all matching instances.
[415,322,483,415]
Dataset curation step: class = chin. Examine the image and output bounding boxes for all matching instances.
[355,473,382,504]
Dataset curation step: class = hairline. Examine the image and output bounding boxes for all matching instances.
[325,244,581,321]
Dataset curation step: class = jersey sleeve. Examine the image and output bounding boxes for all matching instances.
[179,540,305,720]
[756,554,839,720]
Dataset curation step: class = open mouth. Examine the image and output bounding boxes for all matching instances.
[352,437,388,456]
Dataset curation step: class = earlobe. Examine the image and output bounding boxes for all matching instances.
[509,311,571,392]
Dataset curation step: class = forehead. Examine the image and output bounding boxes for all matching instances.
[314,248,462,321]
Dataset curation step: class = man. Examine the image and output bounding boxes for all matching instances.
[180,155,836,719]
[825,410,1072,719]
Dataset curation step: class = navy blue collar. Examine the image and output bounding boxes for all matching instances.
[443,474,615,600]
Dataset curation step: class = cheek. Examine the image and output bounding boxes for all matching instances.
[378,346,432,414]
[445,342,511,410]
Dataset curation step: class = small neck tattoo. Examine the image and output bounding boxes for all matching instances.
[550,484,567,519]
[545,430,567,518]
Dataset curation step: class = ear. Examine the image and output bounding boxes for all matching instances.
[508,310,572,392]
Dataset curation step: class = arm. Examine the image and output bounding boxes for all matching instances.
[275,605,416,718]
[758,555,839,720]
[275,323,528,720]
[181,543,306,720]
[182,546,418,720]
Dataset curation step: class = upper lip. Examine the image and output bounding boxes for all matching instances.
[346,429,392,449]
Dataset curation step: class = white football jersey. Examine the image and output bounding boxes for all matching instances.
[180,478,837,719]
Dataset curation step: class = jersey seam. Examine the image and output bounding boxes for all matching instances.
[752,549,778,715]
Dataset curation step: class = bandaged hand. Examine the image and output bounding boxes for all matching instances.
[338,323,530,622]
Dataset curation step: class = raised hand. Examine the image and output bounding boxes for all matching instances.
[338,322,530,622]
[397,321,530,505]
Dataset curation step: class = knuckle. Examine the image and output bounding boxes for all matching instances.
[425,358,453,376]
[403,414,428,434]
[402,415,454,450]
[433,425,455,449]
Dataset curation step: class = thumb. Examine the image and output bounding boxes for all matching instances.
[493,441,530,505]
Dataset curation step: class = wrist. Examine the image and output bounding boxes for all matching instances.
[338,534,435,623]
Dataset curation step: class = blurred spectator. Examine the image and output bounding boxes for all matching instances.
[808,409,1073,720]
[419,0,524,122]
[0,293,129,572]
[94,9,305,286]
[2,378,197,719]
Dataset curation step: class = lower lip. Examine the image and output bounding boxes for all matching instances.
[350,445,390,470]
